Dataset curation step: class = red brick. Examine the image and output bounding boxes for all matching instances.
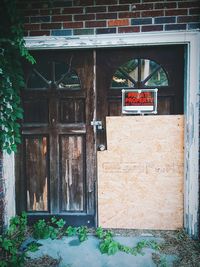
[30,30,50,36]
[40,8,61,15]
[85,21,106,28]
[108,19,129,27]
[63,22,83,28]
[177,15,200,23]
[32,2,49,9]
[119,0,140,3]
[86,6,106,13]
[74,14,95,21]
[40,9,51,15]
[178,1,200,8]
[41,23,62,29]
[96,13,117,20]
[96,0,117,5]
[189,8,200,15]
[118,26,140,33]
[52,15,72,22]
[119,11,140,18]
[24,9,39,16]
[74,0,94,6]
[52,9,61,15]
[141,10,164,17]
[142,25,163,32]
[155,2,177,9]
[165,9,188,16]
[24,23,40,31]
[62,7,83,14]
[134,3,153,11]
[108,5,130,12]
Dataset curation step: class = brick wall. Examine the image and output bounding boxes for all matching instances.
[18,0,200,37]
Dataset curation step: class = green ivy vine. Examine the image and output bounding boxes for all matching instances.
[0,0,35,154]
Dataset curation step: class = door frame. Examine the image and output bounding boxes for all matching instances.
[3,31,199,237]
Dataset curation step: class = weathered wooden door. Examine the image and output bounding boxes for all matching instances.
[96,45,185,230]
[96,45,184,146]
[16,50,96,226]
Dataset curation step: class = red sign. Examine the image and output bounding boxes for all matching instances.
[122,89,158,114]
[125,92,154,106]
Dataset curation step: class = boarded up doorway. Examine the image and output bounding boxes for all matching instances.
[98,115,184,229]
[96,45,184,229]
[16,44,185,229]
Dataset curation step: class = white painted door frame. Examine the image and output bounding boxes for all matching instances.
[14,31,198,238]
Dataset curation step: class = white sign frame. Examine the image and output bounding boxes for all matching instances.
[122,89,158,114]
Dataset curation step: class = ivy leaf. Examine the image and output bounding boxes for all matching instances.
[0,0,35,155]
[6,147,12,155]
[2,238,13,250]
[15,112,23,119]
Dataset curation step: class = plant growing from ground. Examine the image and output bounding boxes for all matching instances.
[99,234,119,255]
[96,228,119,255]
[0,214,162,266]
[26,242,42,253]
[77,226,88,242]
[96,226,105,239]
[0,212,28,267]
[96,227,160,256]
[65,226,78,237]
[33,217,66,240]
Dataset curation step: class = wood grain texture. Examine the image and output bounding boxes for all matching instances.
[98,115,184,230]
[18,50,95,225]
[25,136,48,211]
[60,135,84,211]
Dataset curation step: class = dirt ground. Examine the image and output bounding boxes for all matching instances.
[112,229,200,267]
[24,229,200,267]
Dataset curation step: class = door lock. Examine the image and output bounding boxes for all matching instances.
[91,120,103,130]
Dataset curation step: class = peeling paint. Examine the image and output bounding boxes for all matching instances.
[24,32,198,50]
[3,152,15,227]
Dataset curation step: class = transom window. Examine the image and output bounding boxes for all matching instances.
[111,58,169,89]
[26,61,81,90]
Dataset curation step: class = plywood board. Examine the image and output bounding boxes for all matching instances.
[98,115,184,230]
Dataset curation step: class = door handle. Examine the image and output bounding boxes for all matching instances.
[51,118,56,126]
[90,120,103,130]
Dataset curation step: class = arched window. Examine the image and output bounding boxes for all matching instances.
[26,61,81,90]
[111,58,169,89]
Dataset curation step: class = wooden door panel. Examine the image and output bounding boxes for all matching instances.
[96,45,184,148]
[108,100,122,116]
[60,135,85,212]
[17,49,95,226]
[23,99,49,123]
[157,96,174,115]
[24,136,49,212]
[59,99,85,123]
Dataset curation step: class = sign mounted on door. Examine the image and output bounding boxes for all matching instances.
[122,89,158,114]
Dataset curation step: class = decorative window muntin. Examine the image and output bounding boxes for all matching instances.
[26,61,81,90]
[111,58,169,89]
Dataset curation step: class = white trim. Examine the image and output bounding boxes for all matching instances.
[184,32,200,239]
[25,31,199,49]
[24,31,200,238]
[3,152,15,227]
